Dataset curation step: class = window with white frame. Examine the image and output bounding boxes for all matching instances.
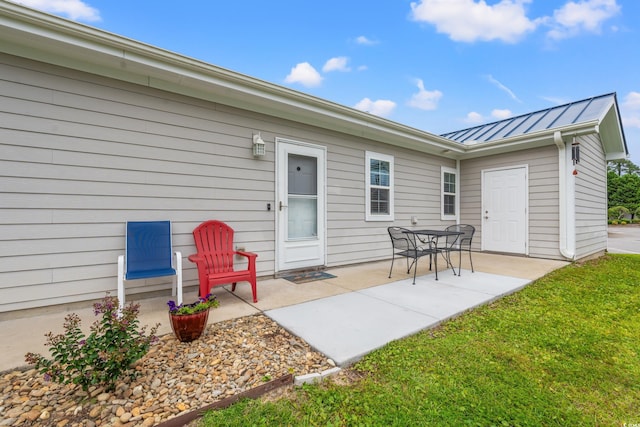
[441,166,457,220]
[365,151,394,221]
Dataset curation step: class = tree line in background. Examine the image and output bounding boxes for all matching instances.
[607,159,640,223]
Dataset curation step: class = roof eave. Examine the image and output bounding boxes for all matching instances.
[0,2,628,162]
[458,122,601,160]
[458,97,628,160]
[0,2,465,157]
[599,95,629,160]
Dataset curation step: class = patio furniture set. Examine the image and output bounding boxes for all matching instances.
[388,225,476,284]
[115,219,475,313]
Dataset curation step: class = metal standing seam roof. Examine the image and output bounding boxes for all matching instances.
[441,93,618,144]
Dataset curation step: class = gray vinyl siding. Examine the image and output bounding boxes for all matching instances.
[460,145,562,260]
[0,53,451,312]
[327,146,455,267]
[0,54,276,311]
[574,134,608,258]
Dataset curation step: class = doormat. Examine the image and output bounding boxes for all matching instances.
[283,271,337,284]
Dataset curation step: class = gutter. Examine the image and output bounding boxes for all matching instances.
[456,159,461,225]
[463,123,599,155]
[553,131,575,260]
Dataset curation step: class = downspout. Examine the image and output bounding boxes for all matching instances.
[553,131,576,260]
[456,159,461,225]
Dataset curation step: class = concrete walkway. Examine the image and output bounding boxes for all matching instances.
[266,268,530,366]
[0,253,568,372]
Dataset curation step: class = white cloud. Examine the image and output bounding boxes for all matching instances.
[323,57,351,73]
[464,108,511,124]
[465,112,484,124]
[547,0,620,40]
[622,91,640,110]
[354,98,396,118]
[355,36,377,45]
[491,109,512,119]
[409,0,539,43]
[408,79,442,111]
[621,91,640,128]
[487,75,522,102]
[10,0,101,22]
[624,117,640,129]
[540,95,569,105]
[284,62,323,88]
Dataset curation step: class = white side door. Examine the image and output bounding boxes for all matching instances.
[276,139,326,272]
[482,166,528,254]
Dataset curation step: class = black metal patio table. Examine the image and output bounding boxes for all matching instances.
[411,229,464,278]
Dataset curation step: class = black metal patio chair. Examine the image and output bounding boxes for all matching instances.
[388,227,441,283]
[442,224,475,275]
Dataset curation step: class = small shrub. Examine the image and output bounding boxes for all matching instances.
[612,220,619,225]
[608,206,629,221]
[25,294,159,391]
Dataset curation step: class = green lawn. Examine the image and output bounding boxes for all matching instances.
[200,254,640,426]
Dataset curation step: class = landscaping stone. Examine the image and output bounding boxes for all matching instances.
[0,314,335,426]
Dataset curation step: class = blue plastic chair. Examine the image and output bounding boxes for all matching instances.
[117,221,182,312]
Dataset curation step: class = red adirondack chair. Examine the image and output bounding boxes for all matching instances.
[188,220,258,303]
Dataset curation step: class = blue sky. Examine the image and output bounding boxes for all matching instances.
[11,0,640,164]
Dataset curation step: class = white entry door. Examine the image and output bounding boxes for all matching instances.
[276,140,326,272]
[482,166,528,254]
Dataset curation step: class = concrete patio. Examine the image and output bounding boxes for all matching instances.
[1,252,568,372]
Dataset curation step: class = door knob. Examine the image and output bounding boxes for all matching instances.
[279,201,288,211]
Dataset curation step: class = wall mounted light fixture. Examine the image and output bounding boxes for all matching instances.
[252,133,266,157]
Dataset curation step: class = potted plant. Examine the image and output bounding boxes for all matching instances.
[167,293,219,342]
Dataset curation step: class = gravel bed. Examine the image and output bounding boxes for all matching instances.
[0,314,335,426]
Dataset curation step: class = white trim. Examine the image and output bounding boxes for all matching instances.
[441,166,458,221]
[564,141,577,257]
[455,159,461,224]
[365,151,394,222]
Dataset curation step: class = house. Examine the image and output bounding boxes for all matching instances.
[0,2,628,313]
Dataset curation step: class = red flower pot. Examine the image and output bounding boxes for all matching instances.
[169,309,209,342]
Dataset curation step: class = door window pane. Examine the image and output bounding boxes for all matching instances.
[288,197,317,239]
[288,153,318,239]
[288,154,317,195]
